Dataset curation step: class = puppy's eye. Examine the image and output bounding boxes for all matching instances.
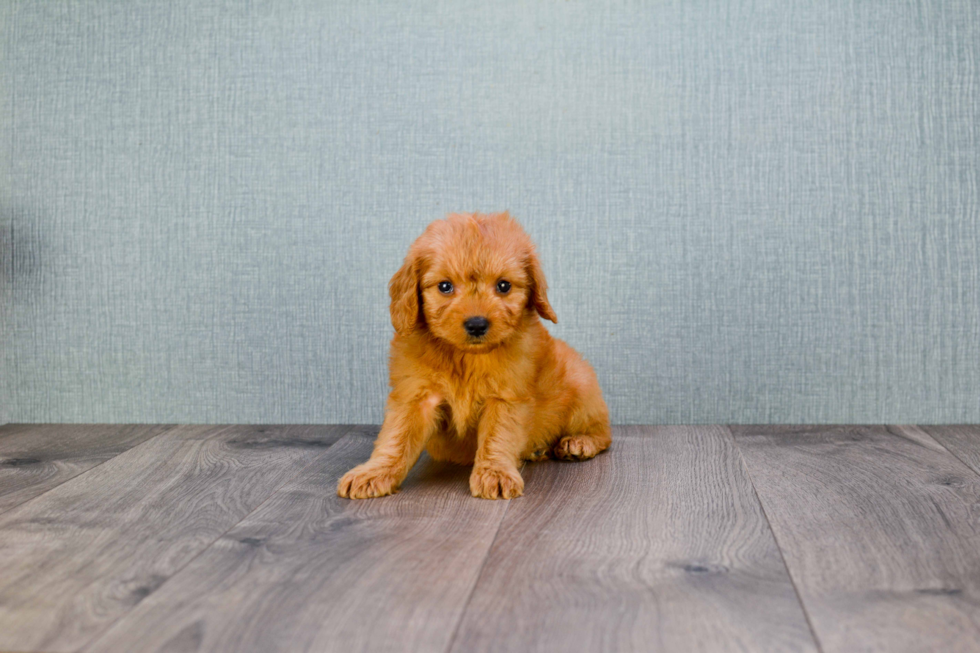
[437,281,454,294]
[496,280,511,294]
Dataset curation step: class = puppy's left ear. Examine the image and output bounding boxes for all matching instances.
[389,249,423,334]
[526,249,557,323]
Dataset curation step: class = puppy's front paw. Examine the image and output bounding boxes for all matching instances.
[470,465,523,500]
[553,435,602,461]
[337,464,401,499]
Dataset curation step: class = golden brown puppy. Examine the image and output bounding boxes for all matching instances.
[337,212,611,500]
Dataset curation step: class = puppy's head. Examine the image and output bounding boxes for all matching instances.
[389,212,556,352]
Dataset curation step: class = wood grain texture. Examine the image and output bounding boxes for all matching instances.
[0,424,352,653]
[0,423,172,514]
[88,426,510,653]
[732,425,980,653]
[920,425,980,478]
[449,425,818,653]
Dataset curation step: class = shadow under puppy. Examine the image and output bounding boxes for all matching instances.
[338,212,611,500]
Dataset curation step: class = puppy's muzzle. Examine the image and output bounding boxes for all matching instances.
[463,316,490,338]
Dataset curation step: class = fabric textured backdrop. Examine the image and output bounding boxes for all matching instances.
[2,1,978,424]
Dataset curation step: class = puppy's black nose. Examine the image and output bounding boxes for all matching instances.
[463,316,490,337]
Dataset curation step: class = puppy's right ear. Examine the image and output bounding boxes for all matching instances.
[526,247,558,323]
[389,250,423,334]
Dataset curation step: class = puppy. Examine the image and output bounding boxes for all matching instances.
[337,212,611,500]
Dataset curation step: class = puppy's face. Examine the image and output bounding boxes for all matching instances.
[420,250,530,352]
[389,212,557,351]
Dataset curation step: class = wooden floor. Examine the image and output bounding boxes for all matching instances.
[0,425,978,653]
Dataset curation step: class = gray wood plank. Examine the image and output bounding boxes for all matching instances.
[87,427,511,653]
[920,425,980,478]
[0,424,172,514]
[0,424,352,653]
[732,425,980,653]
[449,425,818,653]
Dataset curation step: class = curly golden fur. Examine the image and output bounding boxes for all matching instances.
[337,212,611,499]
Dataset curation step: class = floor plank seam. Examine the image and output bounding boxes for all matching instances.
[0,424,181,519]
[918,425,980,480]
[81,424,361,652]
[441,466,521,653]
[724,426,826,653]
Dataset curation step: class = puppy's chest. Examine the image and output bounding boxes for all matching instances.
[440,384,487,437]
[436,375,506,438]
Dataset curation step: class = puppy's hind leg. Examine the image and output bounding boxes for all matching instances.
[553,428,611,462]
[552,399,612,462]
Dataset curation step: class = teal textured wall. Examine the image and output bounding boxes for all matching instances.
[2,1,978,424]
